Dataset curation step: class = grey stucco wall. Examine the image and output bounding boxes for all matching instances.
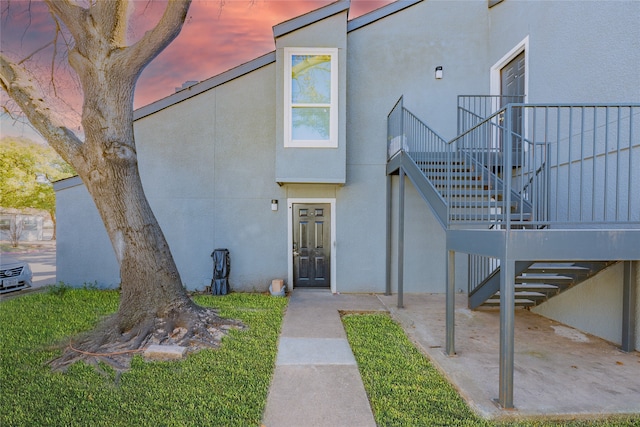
[54,0,639,347]
[488,0,640,103]
[135,65,287,291]
[346,0,491,292]
[55,178,119,288]
[532,262,640,351]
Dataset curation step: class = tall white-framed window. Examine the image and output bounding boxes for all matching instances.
[284,47,338,148]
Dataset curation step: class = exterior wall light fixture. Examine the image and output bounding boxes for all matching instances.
[271,199,278,211]
[435,66,443,79]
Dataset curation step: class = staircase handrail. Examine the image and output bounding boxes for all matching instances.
[389,98,640,228]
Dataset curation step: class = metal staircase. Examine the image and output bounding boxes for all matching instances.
[411,147,618,309]
[386,95,640,409]
[387,96,639,307]
[470,260,617,309]
[415,152,532,227]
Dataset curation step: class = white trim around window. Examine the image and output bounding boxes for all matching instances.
[284,47,338,148]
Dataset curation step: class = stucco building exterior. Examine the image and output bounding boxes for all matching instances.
[56,1,639,397]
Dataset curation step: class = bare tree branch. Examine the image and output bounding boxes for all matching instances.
[42,0,85,43]
[92,0,130,46]
[123,0,191,77]
[48,12,62,97]
[16,40,54,66]
[0,53,84,169]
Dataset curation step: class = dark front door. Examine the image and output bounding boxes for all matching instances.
[293,203,330,287]
[501,51,525,166]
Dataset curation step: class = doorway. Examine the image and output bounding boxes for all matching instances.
[501,51,526,166]
[490,37,528,167]
[292,203,331,288]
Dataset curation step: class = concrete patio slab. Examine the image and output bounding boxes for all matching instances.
[378,293,640,421]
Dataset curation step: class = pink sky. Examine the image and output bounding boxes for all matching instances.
[1,0,393,142]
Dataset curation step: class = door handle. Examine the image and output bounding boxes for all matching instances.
[293,251,299,257]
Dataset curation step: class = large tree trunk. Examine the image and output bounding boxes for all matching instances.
[57,0,203,336]
[83,142,196,331]
[74,56,196,334]
[1,1,242,371]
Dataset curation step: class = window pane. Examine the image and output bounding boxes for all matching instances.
[292,107,330,140]
[291,55,331,104]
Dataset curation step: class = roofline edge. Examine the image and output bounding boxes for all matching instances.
[53,175,83,192]
[347,0,423,32]
[134,51,276,121]
[273,0,350,38]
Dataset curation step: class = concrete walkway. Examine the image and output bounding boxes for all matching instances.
[263,289,640,425]
[262,289,385,427]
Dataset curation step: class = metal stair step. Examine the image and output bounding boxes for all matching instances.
[449,213,532,222]
[483,298,536,307]
[496,291,548,299]
[424,172,480,180]
[514,284,560,295]
[448,200,515,208]
[415,158,465,164]
[420,168,474,174]
[434,182,490,189]
[445,189,502,198]
[526,264,591,275]
[515,274,574,284]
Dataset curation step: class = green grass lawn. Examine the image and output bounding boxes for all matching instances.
[342,313,640,427]
[2,290,638,426]
[0,288,287,426]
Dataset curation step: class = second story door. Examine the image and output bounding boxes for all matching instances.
[501,51,525,166]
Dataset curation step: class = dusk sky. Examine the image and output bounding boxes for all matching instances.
[1,0,394,144]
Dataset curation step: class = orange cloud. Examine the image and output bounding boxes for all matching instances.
[1,0,393,141]
[135,0,393,108]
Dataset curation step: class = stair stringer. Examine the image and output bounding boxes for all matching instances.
[387,151,448,229]
[449,228,640,309]
[468,261,534,309]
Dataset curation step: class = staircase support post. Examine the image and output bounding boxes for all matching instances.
[446,249,456,355]
[622,261,638,352]
[498,256,515,409]
[385,173,392,296]
[397,167,405,308]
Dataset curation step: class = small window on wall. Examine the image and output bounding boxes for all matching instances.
[284,48,338,148]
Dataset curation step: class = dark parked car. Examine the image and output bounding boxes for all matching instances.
[0,255,33,294]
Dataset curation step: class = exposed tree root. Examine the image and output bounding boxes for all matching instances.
[48,305,245,373]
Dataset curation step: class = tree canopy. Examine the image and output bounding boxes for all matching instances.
[0,136,75,215]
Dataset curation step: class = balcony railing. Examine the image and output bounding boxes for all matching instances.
[388,96,450,160]
[388,96,640,230]
[457,95,524,135]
